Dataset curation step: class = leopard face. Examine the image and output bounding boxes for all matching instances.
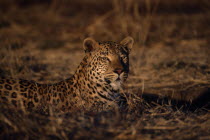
[83,37,133,91]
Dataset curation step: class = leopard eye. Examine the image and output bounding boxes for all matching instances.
[100,57,110,62]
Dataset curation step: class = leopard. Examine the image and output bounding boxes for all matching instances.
[0,37,134,113]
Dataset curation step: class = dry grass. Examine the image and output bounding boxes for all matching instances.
[0,0,210,139]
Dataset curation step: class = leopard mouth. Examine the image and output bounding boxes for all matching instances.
[116,77,121,81]
[104,76,121,84]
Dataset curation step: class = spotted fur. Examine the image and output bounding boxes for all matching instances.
[0,37,134,112]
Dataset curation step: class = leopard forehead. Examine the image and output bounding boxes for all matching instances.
[97,41,129,56]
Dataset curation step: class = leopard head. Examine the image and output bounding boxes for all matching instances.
[83,37,134,91]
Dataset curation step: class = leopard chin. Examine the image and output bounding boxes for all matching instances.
[110,80,122,91]
[111,74,124,90]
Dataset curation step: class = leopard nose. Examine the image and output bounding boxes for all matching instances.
[114,68,123,75]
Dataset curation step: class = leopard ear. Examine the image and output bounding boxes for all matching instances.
[120,36,134,53]
[83,37,98,53]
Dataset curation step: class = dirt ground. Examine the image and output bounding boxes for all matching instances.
[0,0,210,139]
